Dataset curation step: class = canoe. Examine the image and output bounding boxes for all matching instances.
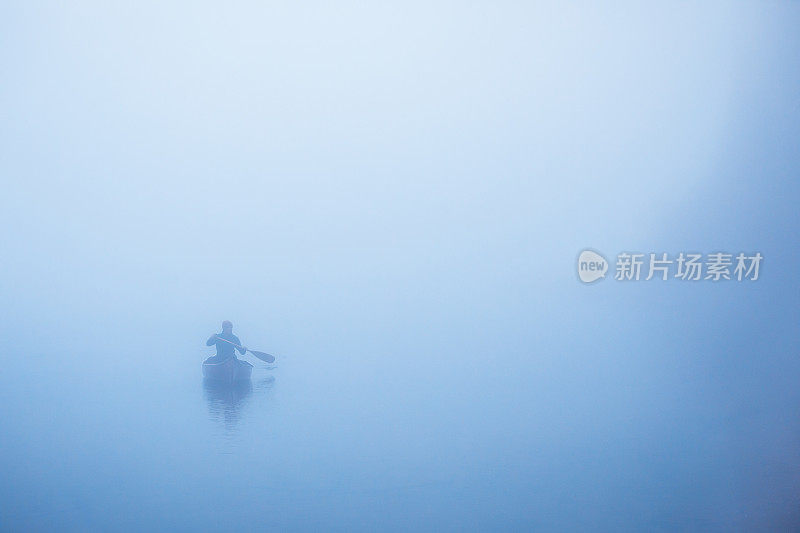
[202,357,253,383]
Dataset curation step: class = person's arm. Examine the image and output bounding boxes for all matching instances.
[206,334,218,346]
[234,335,247,354]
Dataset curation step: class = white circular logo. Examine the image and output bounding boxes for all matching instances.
[578,250,608,283]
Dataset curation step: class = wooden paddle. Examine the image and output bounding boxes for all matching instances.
[213,336,275,363]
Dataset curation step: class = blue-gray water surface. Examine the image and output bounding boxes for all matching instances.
[1,266,798,531]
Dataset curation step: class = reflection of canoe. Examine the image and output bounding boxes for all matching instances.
[203,379,252,431]
[202,357,253,383]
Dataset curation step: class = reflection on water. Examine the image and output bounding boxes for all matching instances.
[203,379,252,430]
[202,376,274,430]
[254,374,276,393]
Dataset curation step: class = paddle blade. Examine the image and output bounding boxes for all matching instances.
[250,350,275,363]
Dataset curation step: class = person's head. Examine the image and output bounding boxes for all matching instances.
[222,320,233,333]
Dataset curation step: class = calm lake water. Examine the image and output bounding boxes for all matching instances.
[2,280,798,532]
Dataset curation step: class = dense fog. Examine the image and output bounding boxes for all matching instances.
[1,2,799,530]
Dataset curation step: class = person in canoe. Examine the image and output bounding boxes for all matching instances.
[205,320,247,363]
